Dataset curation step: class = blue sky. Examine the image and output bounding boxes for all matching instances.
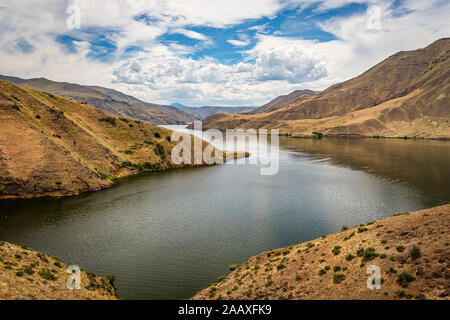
[0,0,449,106]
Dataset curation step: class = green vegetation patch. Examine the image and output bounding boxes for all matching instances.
[397,272,416,288]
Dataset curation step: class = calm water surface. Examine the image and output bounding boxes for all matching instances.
[0,126,449,299]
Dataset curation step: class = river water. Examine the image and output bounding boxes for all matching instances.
[0,126,449,299]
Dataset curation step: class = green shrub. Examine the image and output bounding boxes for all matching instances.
[154,143,165,160]
[361,247,379,262]
[312,131,323,139]
[357,227,368,233]
[39,269,56,281]
[397,272,415,288]
[345,254,355,261]
[409,246,421,260]
[24,265,34,275]
[341,226,348,231]
[107,176,118,182]
[332,246,342,256]
[154,132,161,138]
[277,263,286,270]
[396,245,405,252]
[333,274,346,284]
[318,269,326,276]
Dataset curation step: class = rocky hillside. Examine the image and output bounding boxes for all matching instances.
[248,90,319,115]
[0,80,236,200]
[0,75,197,124]
[194,204,450,300]
[0,241,117,300]
[199,38,450,139]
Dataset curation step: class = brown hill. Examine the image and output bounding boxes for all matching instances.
[0,80,240,200]
[0,241,117,300]
[179,106,257,119]
[0,75,197,124]
[193,204,450,300]
[248,89,319,114]
[199,38,450,139]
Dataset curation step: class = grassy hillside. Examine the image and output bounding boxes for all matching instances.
[199,38,450,139]
[0,241,117,300]
[194,204,450,300]
[0,76,197,125]
[0,80,237,200]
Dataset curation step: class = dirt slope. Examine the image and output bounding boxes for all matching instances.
[0,241,117,300]
[0,76,197,124]
[248,90,319,115]
[194,204,450,300]
[0,80,237,200]
[199,38,450,139]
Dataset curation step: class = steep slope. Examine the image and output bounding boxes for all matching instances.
[248,89,319,114]
[0,241,118,300]
[179,106,257,119]
[0,76,197,124]
[199,38,450,139]
[194,204,450,300]
[0,80,236,200]
[87,85,197,124]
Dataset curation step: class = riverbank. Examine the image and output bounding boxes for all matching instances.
[0,80,248,201]
[193,204,450,300]
[0,241,118,300]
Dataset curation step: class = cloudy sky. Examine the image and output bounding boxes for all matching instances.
[0,0,449,107]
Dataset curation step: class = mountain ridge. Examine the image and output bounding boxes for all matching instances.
[0,75,197,125]
[197,38,450,139]
[0,80,243,200]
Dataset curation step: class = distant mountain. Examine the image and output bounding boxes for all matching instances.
[248,89,319,114]
[179,106,257,119]
[171,102,191,108]
[199,38,450,139]
[0,75,197,124]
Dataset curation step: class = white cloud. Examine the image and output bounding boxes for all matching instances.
[0,0,449,107]
[170,28,211,42]
[227,39,250,47]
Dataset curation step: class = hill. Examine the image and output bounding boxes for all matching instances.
[199,38,450,139]
[0,241,117,300]
[193,204,450,300]
[248,90,319,114]
[179,106,257,119]
[0,80,240,200]
[0,75,197,125]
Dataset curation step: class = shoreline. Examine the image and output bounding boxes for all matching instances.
[193,204,450,300]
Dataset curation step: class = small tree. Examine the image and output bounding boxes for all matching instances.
[312,131,324,139]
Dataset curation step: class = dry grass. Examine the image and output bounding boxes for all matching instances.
[0,80,246,200]
[193,204,450,300]
[198,39,450,139]
[0,241,117,300]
